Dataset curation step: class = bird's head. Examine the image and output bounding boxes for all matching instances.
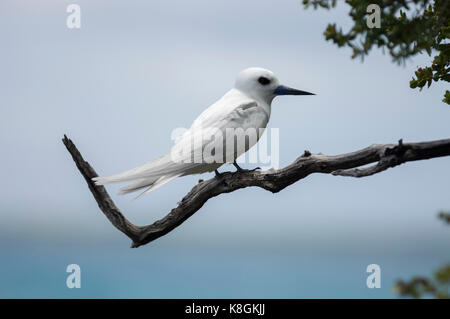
[234,67,315,104]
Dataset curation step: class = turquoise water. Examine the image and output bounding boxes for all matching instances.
[1,241,446,298]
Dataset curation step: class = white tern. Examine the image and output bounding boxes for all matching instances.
[93,67,314,197]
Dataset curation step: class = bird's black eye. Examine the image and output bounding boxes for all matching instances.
[258,76,271,85]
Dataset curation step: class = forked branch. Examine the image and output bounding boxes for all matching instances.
[63,135,450,248]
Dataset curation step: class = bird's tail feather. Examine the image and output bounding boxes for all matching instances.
[92,154,175,185]
[121,174,182,199]
[118,176,161,195]
[91,152,196,197]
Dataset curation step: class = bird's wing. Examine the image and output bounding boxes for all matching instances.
[93,94,267,185]
[189,89,256,130]
[169,98,268,170]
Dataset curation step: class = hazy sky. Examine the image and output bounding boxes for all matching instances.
[1,0,449,298]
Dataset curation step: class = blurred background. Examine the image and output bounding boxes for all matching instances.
[0,0,449,298]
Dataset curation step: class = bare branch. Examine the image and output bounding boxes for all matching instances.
[332,139,406,177]
[63,135,450,248]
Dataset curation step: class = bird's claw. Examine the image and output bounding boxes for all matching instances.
[233,162,261,173]
[241,166,261,172]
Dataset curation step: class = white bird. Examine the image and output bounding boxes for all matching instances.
[93,67,314,197]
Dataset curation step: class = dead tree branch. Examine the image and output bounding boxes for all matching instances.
[62,135,450,248]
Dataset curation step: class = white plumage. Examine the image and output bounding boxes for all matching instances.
[92,67,314,197]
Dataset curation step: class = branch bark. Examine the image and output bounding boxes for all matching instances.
[63,135,450,248]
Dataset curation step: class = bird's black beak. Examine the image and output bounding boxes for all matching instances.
[273,85,315,96]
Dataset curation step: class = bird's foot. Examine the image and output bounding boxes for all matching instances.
[233,161,261,173]
[239,167,261,173]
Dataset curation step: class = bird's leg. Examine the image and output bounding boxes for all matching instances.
[233,160,260,173]
[214,169,223,178]
[233,161,245,172]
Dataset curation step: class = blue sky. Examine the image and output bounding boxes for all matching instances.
[0,0,449,298]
